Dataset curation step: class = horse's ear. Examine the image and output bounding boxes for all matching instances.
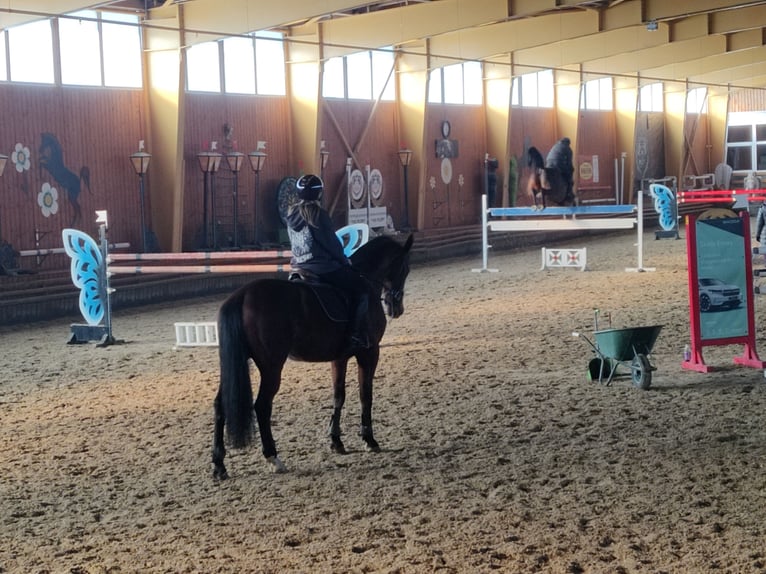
[403,233,414,252]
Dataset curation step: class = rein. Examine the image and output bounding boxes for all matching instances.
[355,252,407,318]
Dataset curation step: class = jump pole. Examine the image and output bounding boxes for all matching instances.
[109,250,291,262]
[20,243,130,257]
[108,249,293,274]
[108,263,290,274]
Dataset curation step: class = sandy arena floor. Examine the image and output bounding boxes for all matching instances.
[2,225,766,573]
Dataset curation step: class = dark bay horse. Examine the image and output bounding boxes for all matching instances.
[526,146,577,209]
[212,234,414,479]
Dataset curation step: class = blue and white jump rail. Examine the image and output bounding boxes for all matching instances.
[473,194,652,273]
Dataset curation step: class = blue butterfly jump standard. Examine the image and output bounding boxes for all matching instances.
[648,183,680,240]
[62,224,116,347]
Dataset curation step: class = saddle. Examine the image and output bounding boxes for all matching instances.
[288,270,350,322]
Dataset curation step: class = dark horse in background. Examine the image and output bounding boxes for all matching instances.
[39,133,92,226]
[212,234,414,479]
[526,146,577,209]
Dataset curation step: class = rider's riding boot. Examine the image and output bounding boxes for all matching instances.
[349,294,370,350]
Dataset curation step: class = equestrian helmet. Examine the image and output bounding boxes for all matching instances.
[296,174,324,201]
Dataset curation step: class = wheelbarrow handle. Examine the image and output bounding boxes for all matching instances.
[573,331,601,354]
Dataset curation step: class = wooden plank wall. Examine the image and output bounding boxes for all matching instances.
[426,104,487,228]
[576,110,617,203]
[321,99,400,228]
[683,112,711,179]
[0,84,144,271]
[1,82,719,267]
[182,94,291,249]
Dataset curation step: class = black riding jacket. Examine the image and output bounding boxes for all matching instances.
[286,204,349,274]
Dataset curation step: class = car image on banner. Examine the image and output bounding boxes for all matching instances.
[698,277,742,312]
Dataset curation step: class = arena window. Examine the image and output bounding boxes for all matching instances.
[580,77,613,111]
[512,69,553,108]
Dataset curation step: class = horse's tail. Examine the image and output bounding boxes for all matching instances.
[218,290,254,449]
[526,146,544,170]
[80,166,92,194]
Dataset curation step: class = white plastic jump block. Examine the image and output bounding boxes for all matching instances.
[541,247,587,271]
[174,322,218,347]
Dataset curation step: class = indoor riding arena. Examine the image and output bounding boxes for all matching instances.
[4,230,766,572]
[3,1,766,573]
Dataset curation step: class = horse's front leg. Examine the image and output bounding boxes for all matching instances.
[357,348,381,452]
[329,358,349,454]
[212,388,228,480]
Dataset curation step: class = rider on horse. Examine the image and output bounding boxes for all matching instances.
[545,137,575,204]
[286,174,371,350]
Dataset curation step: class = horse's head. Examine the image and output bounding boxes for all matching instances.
[351,234,414,318]
[382,234,413,318]
[38,133,61,175]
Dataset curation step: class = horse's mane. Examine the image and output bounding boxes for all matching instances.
[351,235,399,262]
[527,146,545,170]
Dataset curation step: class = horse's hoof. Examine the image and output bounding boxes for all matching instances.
[267,455,288,474]
[213,465,229,481]
[364,438,381,453]
[331,437,347,455]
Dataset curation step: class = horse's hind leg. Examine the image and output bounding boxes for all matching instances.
[212,388,228,480]
[329,359,349,454]
[253,367,287,473]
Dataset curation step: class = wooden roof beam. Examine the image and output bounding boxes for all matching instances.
[328,1,645,60]
[321,0,508,58]
[578,33,727,76]
[648,45,766,86]
[638,35,766,81]
[643,0,766,23]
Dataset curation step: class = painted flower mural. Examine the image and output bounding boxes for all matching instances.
[12,143,31,173]
[38,183,59,217]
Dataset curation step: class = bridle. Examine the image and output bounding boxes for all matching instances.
[380,254,409,318]
[359,252,409,318]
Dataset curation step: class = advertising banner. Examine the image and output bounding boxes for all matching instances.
[683,209,765,372]
[694,217,748,341]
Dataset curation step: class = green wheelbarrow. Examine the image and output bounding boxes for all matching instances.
[572,313,663,390]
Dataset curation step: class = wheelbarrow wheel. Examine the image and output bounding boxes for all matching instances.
[631,353,652,390]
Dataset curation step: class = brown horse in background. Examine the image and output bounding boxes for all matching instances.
[526,146,577,209]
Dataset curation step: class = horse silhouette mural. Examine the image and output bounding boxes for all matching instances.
[39,133,92,226]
